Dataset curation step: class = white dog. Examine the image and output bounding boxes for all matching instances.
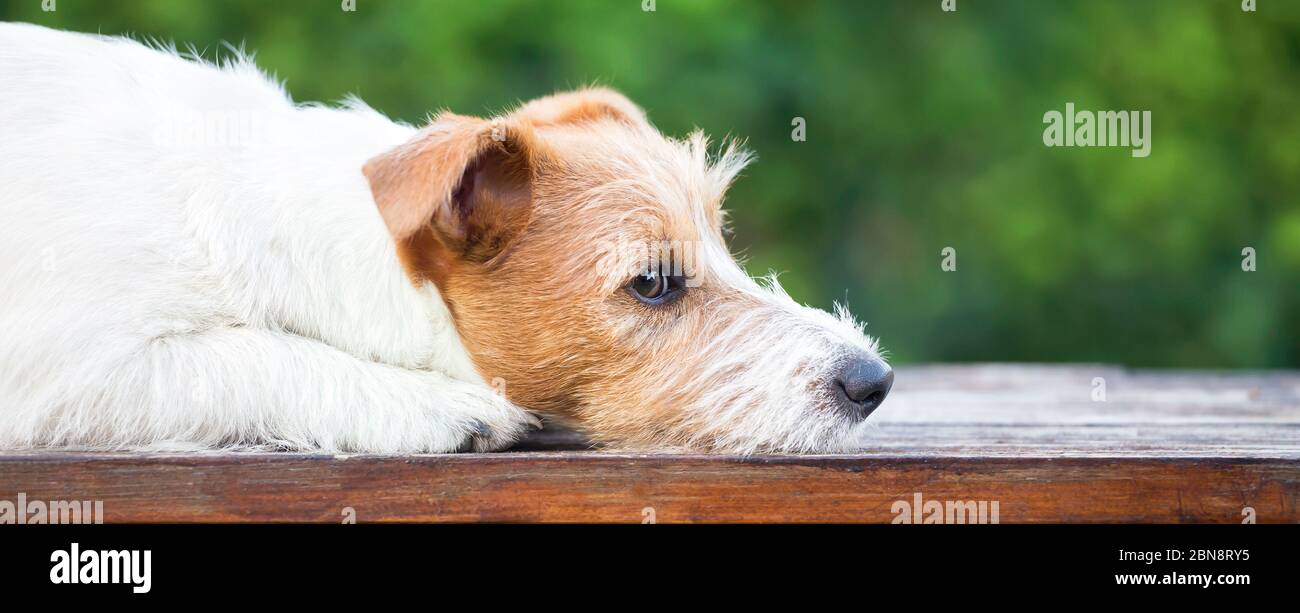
[0,23,891,454]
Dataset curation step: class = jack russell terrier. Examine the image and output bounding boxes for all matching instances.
[0,23,891,454]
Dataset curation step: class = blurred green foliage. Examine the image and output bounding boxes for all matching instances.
[4,0,1297,367]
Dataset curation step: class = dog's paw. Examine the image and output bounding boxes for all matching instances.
[344,372,540,454]
[443,385,541,453]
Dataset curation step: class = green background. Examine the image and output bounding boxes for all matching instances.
[4,0,1296,367]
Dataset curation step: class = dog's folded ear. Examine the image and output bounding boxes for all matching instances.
[364,113,541,264]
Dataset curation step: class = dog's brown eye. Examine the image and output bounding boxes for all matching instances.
[627,270,685,304]
[630,270,665,299]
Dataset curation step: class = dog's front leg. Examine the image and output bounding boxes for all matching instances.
[71,327,536,453]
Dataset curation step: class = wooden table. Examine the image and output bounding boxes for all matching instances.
[2,364,1297,523]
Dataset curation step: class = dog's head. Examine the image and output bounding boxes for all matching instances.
[364,87,891,453]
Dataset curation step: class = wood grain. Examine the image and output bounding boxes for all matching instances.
[0,453,1294,523]
[1,364,1297,523]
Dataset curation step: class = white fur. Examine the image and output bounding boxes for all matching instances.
[0,23,534,452]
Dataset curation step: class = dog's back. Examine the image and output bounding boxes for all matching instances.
[0,23,226,438]
[0,24,450,448]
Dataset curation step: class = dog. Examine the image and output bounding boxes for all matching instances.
[0,23,892,454]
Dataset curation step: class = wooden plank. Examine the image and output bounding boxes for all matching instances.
[879,364,1300,424]
[0,365,1297,522]
[857,424,1300,458]
[0,452,1294,523]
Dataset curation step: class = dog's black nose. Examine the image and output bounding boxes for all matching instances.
[833,357,893,420]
